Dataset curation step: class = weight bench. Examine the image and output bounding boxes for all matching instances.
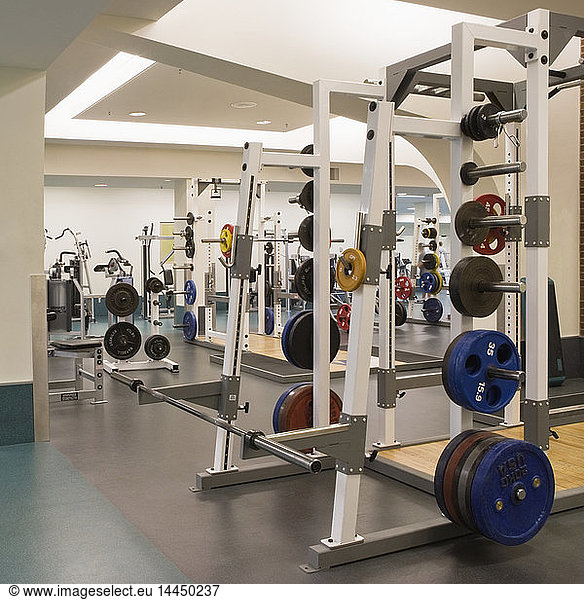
[48,338,106,404]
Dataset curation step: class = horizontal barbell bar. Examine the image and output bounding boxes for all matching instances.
[110,371,321,474]
[460,161,526,186]
[201,237,345,244]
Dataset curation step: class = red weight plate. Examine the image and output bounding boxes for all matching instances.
[395,276,412,300]
[473,194,506,255]
[336,303,351,332]
[442,431,493,526]
[277,384,343,433]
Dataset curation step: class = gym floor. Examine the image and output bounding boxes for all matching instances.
[3,316,584,584]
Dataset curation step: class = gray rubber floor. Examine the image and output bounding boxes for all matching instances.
[42,314,584,584]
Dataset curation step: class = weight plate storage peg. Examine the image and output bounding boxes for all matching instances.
[184,279,197,305]
[336,248,367,292]
[442,329,522,414]
[182,310,198,341]
[265,308,275,335]
[105,282,140,317]
[434,431,554,546]
[103,321,142,360]
[144,334,171,361]
[422,297,443,323]
[395,276,412,300]
[336,303,351,332]
[281,310,340,369]
[395,301,407,326]
[219,224,235,258]
[272,383,343,434]
[145,277,165,295]
[449,256,505,318]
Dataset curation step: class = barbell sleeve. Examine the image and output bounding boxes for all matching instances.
[469,214,527,229]
[477,280,526,294]
[460,161,526,186]
[487,366,525,383]
[485,108,528,127]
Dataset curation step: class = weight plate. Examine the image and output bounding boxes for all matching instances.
[220,224,235,258]
[457,433,507,532]
[455,201,490,246]
[298,215,314,252]
[300,144,314,177]
[428,240,438,252]
[184,279,197,305]
[273,383,343,433]
[420,272,441,295]
[449,256,503,318]
[182,310,198,341]
[336,248,367,292]
[105,282,139,317]
[186,211,195,226]
[395,276,413,300]
[434,429,482,521]
[144,334,171,360]
[474,230,506,256]
[395,301,407,326]
[103,321,142,360]
[264,241,274,255]
[421,227,437,239]
[145,277,165,295]
[470,438,555,545]
[336,303,351,332]
[421,252,440,271]
[473,194,506,256]
[298,181,314,212]
[184,225,194,242]
[265,307,275,335]
[282,310,340,369]
[280,311,302,364]
[422,297,443,323]
[443,431,496,526]
[294,258,313,302]
[442,329,521,414]
[185,237,195,259]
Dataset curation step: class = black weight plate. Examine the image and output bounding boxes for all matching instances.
[298,181,314,212]
[294,258,313,302]
[185,238,195,259]
[475,103,500,141]
[105,282,139,317]
[145,277,165,294]
[395,301,407,326]
[186,211,195,226]
[298,215,314,252]
[422,297,443,323]
[456,434,506,531]
[428,240,438,252]
[286,311,340,370]
[450,256,503,318]
[103,321,142,360]
[144,334,171,360]
[300,144,314,177]
[184,225,194,242]
[434,430,481,521]
[421,252,439,270]
[455,201,490,246]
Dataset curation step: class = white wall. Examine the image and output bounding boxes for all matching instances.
[44,187,174,296]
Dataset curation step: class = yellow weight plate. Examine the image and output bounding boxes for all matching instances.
[434,270,443,294]
[335,248,367,292]
[220,224,234,258]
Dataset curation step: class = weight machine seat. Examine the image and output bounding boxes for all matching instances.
[50,339,103,351]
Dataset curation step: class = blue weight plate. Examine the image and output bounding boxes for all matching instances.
[446,329,520,414]
[422,297,443,323]
[281,311,305,364]
[265,307,275,335]
[441,332,467,405]
[434,429,482,521]
[420,272,438,294]
[182,310,198,340]
[184,280,197,305]
[470,438,555,545]
[272,383,306,433]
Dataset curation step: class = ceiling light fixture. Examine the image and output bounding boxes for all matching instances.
[256,120,272,125]
[129,111,147,117]
[94,183,108,187]
[230,101,258,109]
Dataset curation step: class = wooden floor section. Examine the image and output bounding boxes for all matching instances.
[207,333,399,371]
[380,422,584,492]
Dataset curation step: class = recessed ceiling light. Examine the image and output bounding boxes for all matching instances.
[256,120,272,125]
[164,179,172,182]
[94,183,108,187]
[397,192,407,196]
[230,101,258,109]
[128,111,147,117]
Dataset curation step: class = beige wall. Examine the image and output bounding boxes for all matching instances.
[0,68,46,383]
